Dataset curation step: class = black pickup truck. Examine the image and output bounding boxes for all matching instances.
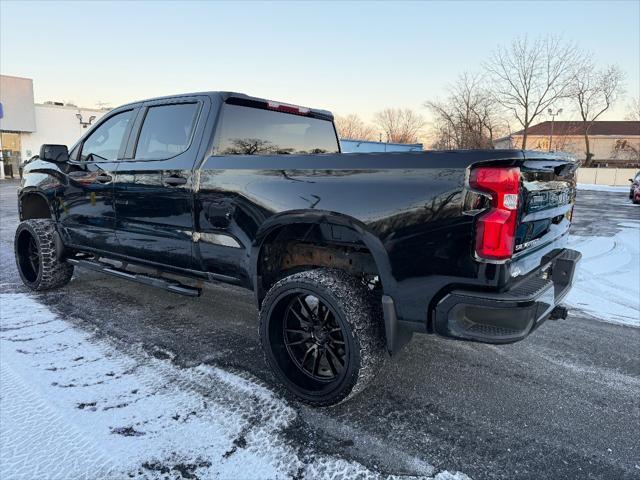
[15,91,581,405]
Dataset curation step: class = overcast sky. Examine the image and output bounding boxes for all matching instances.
[1,0,638,125]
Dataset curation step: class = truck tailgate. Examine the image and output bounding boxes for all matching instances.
[514,153,577,257]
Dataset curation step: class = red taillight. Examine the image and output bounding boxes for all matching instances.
[469,167,521,261]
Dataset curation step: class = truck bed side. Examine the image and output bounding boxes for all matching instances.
[195,149,577,329]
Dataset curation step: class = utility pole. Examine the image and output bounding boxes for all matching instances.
[547,108,562,152]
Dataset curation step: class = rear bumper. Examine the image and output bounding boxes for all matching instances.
[433,249,581,343]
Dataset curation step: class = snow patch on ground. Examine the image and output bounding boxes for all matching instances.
[566,221,640,327]
[577,183,631,193]
[0,293,470,480]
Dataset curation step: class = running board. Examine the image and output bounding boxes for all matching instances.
[67,258,202,297]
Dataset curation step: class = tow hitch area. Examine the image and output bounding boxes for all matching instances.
[434,249,581,343]
[549,305,569,320]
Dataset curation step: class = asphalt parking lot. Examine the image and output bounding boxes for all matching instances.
[1,179,638,480]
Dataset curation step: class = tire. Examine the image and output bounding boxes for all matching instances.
[14,219,74,291]
[259,268,386,406]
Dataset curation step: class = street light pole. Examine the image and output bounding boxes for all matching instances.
[547,108,563,152]
[75,113,96,129]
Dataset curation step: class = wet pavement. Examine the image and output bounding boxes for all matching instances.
[1,180,638,480]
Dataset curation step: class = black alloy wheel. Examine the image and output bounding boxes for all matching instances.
[259,268,386,406]
[282,292,348,382]
[16,229,40,283]
[14,219,74,290]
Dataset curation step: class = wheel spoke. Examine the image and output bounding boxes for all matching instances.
[325,350,339,376]
[28,253,39,272]
[289,307,312,327]
[326,345,345,366]
[312,348,321,376]
[297,296,315,320]
[301,344,315,368]
[285,327,307,335]
[285,336,311,346]
[320,304,331,326]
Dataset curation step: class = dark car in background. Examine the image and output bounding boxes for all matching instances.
[630,171,640,203]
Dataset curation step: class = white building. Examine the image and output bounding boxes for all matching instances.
[340,139,423,153]
[0,75,108,178]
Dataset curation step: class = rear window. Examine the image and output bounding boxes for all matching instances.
[135,103,199,160]
[214,104,339,155]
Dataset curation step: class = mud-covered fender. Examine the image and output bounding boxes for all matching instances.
[250,209,398,300]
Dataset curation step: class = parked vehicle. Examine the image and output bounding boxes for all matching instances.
[632,183,640,204]
[15,92,581,405]
[629,171,640,201]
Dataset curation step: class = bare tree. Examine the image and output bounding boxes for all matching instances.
[625,97,640,121]
[485,35,584,149]
[374,108,425,144]
[221,138,292,155]
[572,64,624,165]
[334,114,376,141]
[610,139,640,164]
[426,73,505,149]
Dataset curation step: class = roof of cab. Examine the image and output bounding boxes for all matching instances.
[116,91,334,119]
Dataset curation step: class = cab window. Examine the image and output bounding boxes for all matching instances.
[80,110,133,162]
[134,103,199,160]
[215,104,339,155]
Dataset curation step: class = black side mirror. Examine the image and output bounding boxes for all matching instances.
[40,144,69,163]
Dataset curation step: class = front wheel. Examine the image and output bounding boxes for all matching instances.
[259,268,385,406]
[14,219,74,291]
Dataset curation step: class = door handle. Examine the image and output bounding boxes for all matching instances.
[95,173,112,183]
[164,175,187,186]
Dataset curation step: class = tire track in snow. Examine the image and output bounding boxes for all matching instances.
[0,355,118,480]
[0,293,470,480]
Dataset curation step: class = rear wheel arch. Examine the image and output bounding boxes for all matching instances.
[251,211,396,304]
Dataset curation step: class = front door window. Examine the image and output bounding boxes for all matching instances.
[80,110,133,162]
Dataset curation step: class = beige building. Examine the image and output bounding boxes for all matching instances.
[494,121,640,168]
[1,75,108,179]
